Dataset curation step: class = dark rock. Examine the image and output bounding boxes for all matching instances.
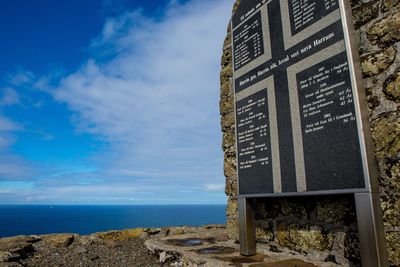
[89,254,99,261]
[324,254,339,264]
[269,245,281,253]
[0,236,41,251]
[0,236,39,262]
[352,2,379,29]
[0,251,20,263]
[383,68,400,101]
[350,0,361,8]
[146,228,161,235]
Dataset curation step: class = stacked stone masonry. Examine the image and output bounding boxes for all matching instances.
[220,0,400,266]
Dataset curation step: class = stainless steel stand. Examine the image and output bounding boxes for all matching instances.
[355,192,389,267]
[238,197,256,255]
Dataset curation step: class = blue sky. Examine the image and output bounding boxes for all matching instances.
[0,0,233,204]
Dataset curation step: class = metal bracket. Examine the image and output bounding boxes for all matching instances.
[355,193,389,267]
[238,197,256,255]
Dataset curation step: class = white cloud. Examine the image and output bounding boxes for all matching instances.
[7,70,35,87]
[0,116,21,132]
[0,91,22,149]
[204,183,225,191]
[0,182,221,204]
[0,97,32,180]
[0,135,15,149]
[45,0,233,203]
[0,155,35,180]
[0,115,22,150]
[0,88,20,106]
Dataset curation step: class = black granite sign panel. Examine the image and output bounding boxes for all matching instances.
[232,0,366,195]
[288,0,337,35]
[233,11,264,70]
[236,89,273,194]
[296,52,364,191]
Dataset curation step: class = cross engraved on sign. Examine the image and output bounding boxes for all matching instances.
[232,0,365,195]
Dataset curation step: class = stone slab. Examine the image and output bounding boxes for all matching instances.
[145,227,342,266]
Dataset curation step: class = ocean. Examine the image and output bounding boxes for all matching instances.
[0,205,226,238]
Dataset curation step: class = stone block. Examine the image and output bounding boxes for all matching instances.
[96,228,145,241]
[219,95,234,116]
[381,0,400,13]
[386,231,400,265]
[371,112,400,160]
[220,80,232,98]
[223,154,237,178]
[40,234,75,248]
[220,111,234,131]
[352,1,379,29]
[367,9,400,47]
[383,68,400,101]
[361,46,397,77]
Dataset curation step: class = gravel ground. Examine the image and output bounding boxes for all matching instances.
[20,238,160,267]
[0,229,164,267]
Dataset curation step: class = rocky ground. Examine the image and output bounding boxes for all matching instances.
[0,225,198,267]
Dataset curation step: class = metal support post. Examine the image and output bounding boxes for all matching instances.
[238,197,256,256]
[354,193,389,267]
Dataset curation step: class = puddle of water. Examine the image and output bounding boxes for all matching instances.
[195,246,236,255]
[185,239,203,246]
[165,238,215,247]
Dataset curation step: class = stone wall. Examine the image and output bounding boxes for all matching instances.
[220,0,400,265]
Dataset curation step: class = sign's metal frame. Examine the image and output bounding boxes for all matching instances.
[231,0,389,266]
